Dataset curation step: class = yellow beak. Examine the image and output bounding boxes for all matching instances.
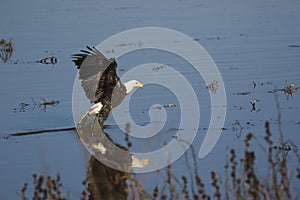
[138,83,144,88]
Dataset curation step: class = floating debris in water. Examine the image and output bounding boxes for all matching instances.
[172,135,178,139]
[233,105,244,110]
[283,81,297,99]
[206,80,218,94]
[19,102,29,112]
[0,38,15,63]
[37,56,57,65]
[206,36,227,40]
[151,103,176,110]
[13,102,30,112]
[271,144,298,152]
[32,97,59,112]
[105,49,115,54]
[288,44,300,48]
[252,81,256,89]
[250,99,260,113]
[235,92,251,96]
[268,81,298,100]
[2,135,10,141]
[152,65,166,72]
[115,40,143,48]
[14,97,59,112]
[258,81,272,86]
[167,103,175,108]
[11,52,58,66]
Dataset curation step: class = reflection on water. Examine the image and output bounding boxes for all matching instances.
[77,111,149,172]
[85,156,128,200]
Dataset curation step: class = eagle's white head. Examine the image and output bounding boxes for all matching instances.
[124,80,144,94]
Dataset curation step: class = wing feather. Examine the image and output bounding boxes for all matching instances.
[73,46,126,107]
[72,46,129,125]
[72,46,113,80]
[72,47,116,103]
[81,73,101,103]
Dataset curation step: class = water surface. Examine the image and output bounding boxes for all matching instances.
[1,0,300,199]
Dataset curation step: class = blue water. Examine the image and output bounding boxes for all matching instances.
[1,0,300,199]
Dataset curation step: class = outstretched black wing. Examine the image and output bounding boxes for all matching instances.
[72,46,126,104]
[72,47,127,124]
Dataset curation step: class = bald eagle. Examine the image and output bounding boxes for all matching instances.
[72,46,143,126]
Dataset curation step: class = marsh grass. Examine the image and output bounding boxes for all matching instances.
[0,38,15,63]
[18,174,66,200]
[19,122,300,200]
